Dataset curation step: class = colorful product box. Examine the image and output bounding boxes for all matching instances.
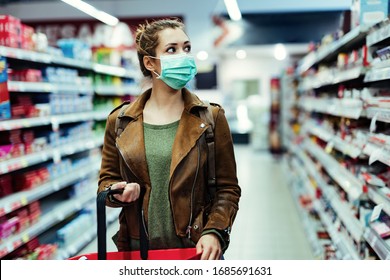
[21,24,34,50]
[351,0,390,27]
[0,56,11,120]
[0,15,21,34]
[0,15,22,48]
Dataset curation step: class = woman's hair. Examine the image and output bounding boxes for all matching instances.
[135,18,185,77]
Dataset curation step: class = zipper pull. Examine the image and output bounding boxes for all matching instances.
[186,226,192,239]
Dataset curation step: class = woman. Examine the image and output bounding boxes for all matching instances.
[98,18,241,260]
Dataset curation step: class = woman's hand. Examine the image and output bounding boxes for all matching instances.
[110,181,140,203]
[196,234,222,260]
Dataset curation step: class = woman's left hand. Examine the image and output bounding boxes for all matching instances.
[196,234,222,260]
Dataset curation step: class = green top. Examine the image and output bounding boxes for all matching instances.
[143,120,194,249]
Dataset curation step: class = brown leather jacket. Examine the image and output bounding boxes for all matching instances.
[98,88,241,251]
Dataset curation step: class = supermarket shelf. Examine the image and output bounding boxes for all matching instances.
[303,122,363,159]
[313,200,360,260]
[51,56,93,70]
[367,21,390,47]
[94,84,140,96]
[0,46,52,64]
[368,187,390,217]
[58,208,121,260]
[305,139,363,201]
[0,160,100,217]
[0,190,95,258]
[7,81,94,94]
[92,63,139,79]
[298,25,369,74]
[299,97,363,119]
[295,145,364,242]
[0,46,138,79]
[291,151,361,259]
[365,107,390,123]
[0,137,104,175]
[364,66,390,83]
[289,179,324,258]
[363,227,390,260]
[0,111,110,131]
[322,187,364,243]
[300,66,366,91]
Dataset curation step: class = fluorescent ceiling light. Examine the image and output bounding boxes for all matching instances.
[224,0,242,21]
[197,51,209,61]
[236,49,246,59]
[274,44,287,61]
[61,0,119,26]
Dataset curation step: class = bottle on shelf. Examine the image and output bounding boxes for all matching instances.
[358,185,374,227]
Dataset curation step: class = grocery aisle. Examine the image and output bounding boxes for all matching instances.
[80,144,314,260]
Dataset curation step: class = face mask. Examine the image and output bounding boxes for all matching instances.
[151,53,197,90]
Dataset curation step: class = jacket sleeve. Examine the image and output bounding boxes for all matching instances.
[203,106,241,250]
[98,110,131,208]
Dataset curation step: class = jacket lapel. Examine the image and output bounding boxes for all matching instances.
[170,91,209,178]
[116,116,151,186]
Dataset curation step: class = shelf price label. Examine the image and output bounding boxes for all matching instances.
[369,148,382,165]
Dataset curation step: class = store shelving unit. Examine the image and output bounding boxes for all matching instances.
[284,21,390,260]
[0,44,139,259]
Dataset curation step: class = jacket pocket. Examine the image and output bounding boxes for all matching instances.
[190,203,211,243]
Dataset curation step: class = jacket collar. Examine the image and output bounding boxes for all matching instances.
[120,87,207,119]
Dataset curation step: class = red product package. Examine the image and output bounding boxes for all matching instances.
[21,24,34,50]
[0,15,21,34]
[15,208,30,232]
[0,174,13,198]
[0,15,22,48]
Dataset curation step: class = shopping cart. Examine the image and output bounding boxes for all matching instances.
[69,188,201,260]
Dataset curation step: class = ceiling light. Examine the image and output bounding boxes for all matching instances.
[61,0,119,26]
[197,51,209,61]
[224,0,242,21]
[274,44,287,61]
[236,49,246,59]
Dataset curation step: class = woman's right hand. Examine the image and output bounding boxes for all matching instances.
[110,181,140,203]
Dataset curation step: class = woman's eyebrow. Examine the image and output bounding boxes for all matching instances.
[164,41,190,47]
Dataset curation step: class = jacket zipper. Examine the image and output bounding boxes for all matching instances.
[186,141,201,239]
[115,141,149,238]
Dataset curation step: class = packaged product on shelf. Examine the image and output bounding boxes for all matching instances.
[8,69,43,82]
[0,216,19,240]
[0,15,22,48]
[351,0,390,28]
[57,38,92,61]
[21,24,35,50]
[0,174,12,198]
[31,32,48,53]
[357,185,375,226]
[0,56,11,120]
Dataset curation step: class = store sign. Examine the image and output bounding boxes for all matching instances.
[32,21,134,48]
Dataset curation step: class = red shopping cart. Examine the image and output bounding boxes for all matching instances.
[69,188,201,260]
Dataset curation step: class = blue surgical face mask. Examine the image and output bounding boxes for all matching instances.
[150,53,197,90]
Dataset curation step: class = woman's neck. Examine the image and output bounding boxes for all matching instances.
[143,83,184,125]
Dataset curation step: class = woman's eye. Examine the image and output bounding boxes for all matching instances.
[184,46,191,52]
[167,47,175,53]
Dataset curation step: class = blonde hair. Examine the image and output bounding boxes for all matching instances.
[135,18,185,77]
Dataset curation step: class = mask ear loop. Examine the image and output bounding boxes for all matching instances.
[147,55,162,79]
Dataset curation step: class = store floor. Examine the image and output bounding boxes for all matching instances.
[79,144,314,260]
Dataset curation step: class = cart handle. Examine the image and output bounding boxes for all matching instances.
[96,188,148,260]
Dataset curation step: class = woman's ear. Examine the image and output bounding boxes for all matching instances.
[143,56,156,72]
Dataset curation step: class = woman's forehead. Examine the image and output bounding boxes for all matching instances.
[157,28,190,45]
